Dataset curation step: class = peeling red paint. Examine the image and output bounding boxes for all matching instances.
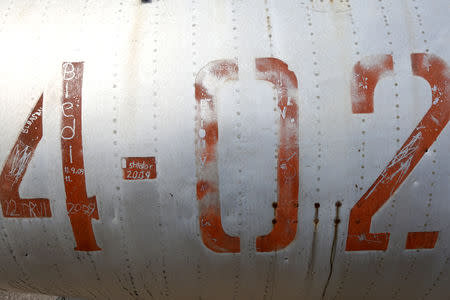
[0,94,51,218]
[255,58,299,252]
[351,55,393,113]
[61,62,101,251]
[195,58,299,253]
[194,83,213,102]
[198,201,240,253]
[195,60,240,253]
[196,181,217,201]
[406,231,439,249]
[346,53,449,251]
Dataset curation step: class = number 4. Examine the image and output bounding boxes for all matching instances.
[0,63,101,251]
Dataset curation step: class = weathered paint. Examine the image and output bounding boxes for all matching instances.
[351,54,394,113]
[346,53,449,251]
[0,1,448,299]
[254,57,299,252]
[0,95,51,218]
[195,59,240,253]
[61,62,101,252]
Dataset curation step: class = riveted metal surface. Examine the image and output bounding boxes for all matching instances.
[0,1,448,299]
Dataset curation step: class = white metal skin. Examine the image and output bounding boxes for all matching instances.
[0,1,448,299]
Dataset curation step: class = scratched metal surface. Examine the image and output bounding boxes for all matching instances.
[0,0,449,299]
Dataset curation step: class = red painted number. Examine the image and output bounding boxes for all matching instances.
[61,62,101,251]
[195,60,240,253]
[346,53,449,251]
[195,58,299,253]
[255,58,299,252]
[0,94,51,218]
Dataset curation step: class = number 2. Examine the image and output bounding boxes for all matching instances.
[346,53,449,251]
